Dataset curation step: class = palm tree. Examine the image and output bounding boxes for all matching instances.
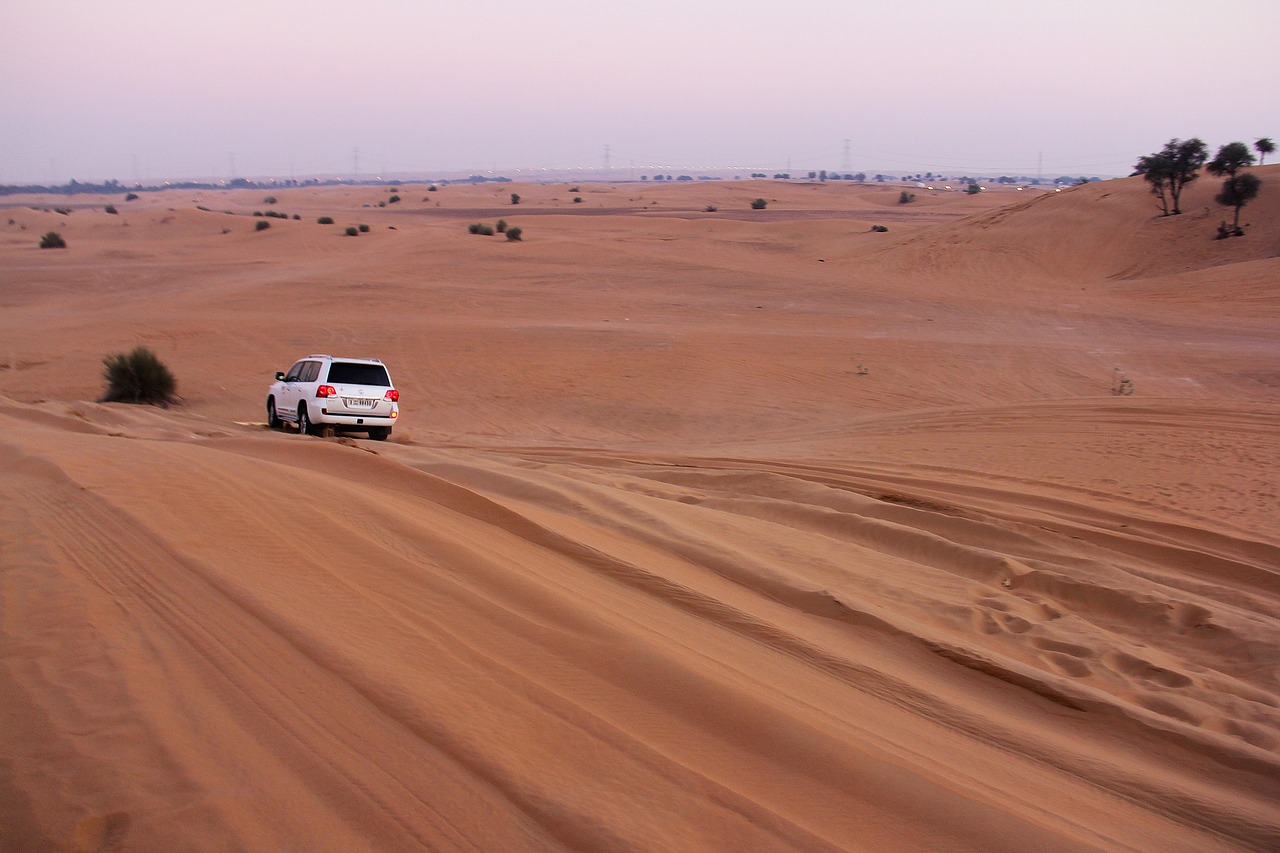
[1255,137,1275,166]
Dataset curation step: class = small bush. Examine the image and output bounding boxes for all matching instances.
[428,185,438,192]
[105,204,118,215]
[54,207,71,215]
[102,346,176,405]
[573,196,583,203]
[898,191,916,204]
[966,183,981,195]
[345,226,359,236]
[569,186,580,193]
[253,211,264,217]
[388,194,400,204]
[478,225,494,236]
[292,214,301,220]
[495,219,507,233]
[358,223,370,232]
[125,192,139,201]
[750,198,767,209]
[263,196,277,205]
[704,205,718,212]
[505,226,522,241]
[39,231,66,249]
[468,223,483,234]
[255,220,271,231]
[510,193,520,205]
[318,216,334,224]
[870,224,889,232]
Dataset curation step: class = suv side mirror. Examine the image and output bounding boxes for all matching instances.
[275,371,285,381]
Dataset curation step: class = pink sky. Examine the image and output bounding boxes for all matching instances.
[3,0,1277,183]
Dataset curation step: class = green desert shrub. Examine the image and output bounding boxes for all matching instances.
[870,224,889,232]
[358,223,370,232]
[573,196,583,203]
[345,226,359,236]
[468,223,482,234]
[39,231,66,248]
[292,214,301,220]
[263,196,277,205]
[750,198,767,209]
[388,194,400,204]
[317,216,335,224]
[125,192,139,201]
[898,191,916,204]
[966,183,981,195]
[495,219,507,233]
[255,220,271,231]
[101,346,176,405]
[505,226,523,241]
[105,204,118,215]
[704,204,718,212]
[510,193,520,205]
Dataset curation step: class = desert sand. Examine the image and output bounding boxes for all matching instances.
[1,173,1277,851]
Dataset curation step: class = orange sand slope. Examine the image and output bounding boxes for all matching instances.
[1,175,1278,851]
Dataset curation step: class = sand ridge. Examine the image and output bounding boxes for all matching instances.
[1,175,1278,850]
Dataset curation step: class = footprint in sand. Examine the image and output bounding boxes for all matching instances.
[1104,651,1193,688]
[74,811,130,853]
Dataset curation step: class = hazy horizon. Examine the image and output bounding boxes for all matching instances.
[4,0,1277,185]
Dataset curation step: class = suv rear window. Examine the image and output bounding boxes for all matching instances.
[327,362,391,386]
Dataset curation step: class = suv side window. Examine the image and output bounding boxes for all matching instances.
[300,361,322,383]
[285,361,306,382]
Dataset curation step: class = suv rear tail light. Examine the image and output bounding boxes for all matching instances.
[385,389,399,402]
[316,385,337,398]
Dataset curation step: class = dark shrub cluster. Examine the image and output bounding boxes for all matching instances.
[505,226,522,241]
[40,231,66,248]
[317,216,334,224]
[750,198,767,209]
[105,204,118,214]
[870,224,889,232]
[101,346,176,405]
[345,226,359,236]
[898,191,916,204]
[255,220,271,231]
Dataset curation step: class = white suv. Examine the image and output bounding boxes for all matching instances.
[267,355,399,440]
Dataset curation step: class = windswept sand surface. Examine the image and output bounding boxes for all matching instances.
[2,176,1278,851]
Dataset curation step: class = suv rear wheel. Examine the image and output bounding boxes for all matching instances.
[298,405,313,436]
[368,427,391,441]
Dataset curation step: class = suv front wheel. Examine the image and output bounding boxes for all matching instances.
[267,398,282,429]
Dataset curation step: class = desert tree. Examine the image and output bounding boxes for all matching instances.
[1207,141,1255,179]
[1255,137,1274,166]
[1133,138,1207,215]
[1208,142,1261,234]
[1214,173,1261,234]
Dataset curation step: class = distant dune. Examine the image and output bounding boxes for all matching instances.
[2,173,1277,851]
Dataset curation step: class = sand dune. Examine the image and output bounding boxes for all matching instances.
[2,175,1278,850]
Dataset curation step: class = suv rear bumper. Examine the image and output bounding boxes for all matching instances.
[314,412,398,426]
